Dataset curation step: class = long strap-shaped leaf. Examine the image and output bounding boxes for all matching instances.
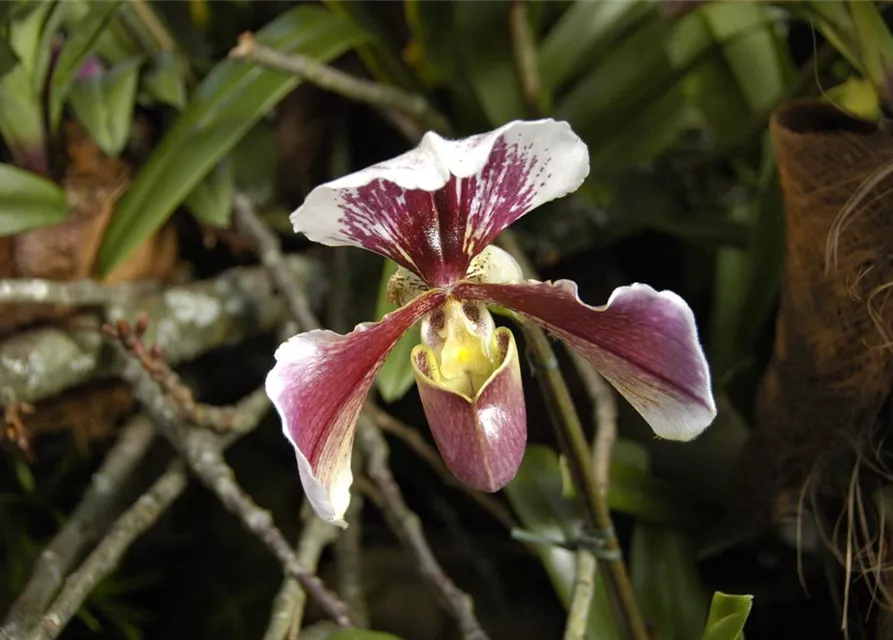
[95,6,369,277]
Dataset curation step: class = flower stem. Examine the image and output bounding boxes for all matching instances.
[500,230,649,640]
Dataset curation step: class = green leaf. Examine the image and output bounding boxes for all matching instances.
[709,140,784,376]
[827,76,880,121]
[556,13,690,178]
[700,592,753,640]
[798,3,858,70]
[329,630,404,640]
[630,523,710,640]
[8,0,57,89]
[698,3,788,114]
[231,122,278,207]
[504,445,621,640]
[324,0,417,89]
[95,5,369,276]
[69,57,142,157]
[0,163,68,236]
[184,159,233,227]
[374,258,420,403]
[404,0,460,87]
[92,3,148,62]
[141,50,186,109]
[0,32,18,82]
[539,0,649,93]
[455,1,526,125]
[0,2,57,164]
[48,0,123,133]
[849,2,893,97]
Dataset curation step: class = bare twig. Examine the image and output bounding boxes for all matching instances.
[119,354,352,627]
[573,351,618,492]
[263,514,340,640]
[2,396,35,460]
[233,195,320,332]
[509,0,545,116]
[366,404,517,530]
[229,33,451,136]
[498,229,647,640]
[1,416,156,639]
[103,316,241,432]
[25,460,189,640]
[0,257,325,405]
[358,417,489,640]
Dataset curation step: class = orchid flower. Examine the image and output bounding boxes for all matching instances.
[266,119,716,526]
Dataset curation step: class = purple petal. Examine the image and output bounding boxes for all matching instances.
[454,280,717,441]
[412,327,527,491]
[266,291,444,525]
[292,119,589,287]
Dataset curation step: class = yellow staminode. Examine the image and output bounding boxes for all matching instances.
[413,300,502,399]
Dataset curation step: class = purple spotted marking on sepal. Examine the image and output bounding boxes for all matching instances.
[292,119,589,288]
[339,138,549,286]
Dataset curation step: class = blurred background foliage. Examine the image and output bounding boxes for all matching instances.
[2,1,893,639]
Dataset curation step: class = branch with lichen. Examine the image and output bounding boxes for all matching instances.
[0,257,325,406]
[1,416,156,639]
[24,460,189,640]
[228,33,451,138]
[0,278,157,306]
[498,229,648,640]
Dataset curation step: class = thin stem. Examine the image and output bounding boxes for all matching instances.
[129,0,176,52]
[229,33,451,136]
[25,461,189,640]
[233,195,321,332]
[564,354,620,640]
[499,229,648,640]
[263,515,340,640]
[1,417,156,638]
[358,417,489,640]
[563,551,596,640]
